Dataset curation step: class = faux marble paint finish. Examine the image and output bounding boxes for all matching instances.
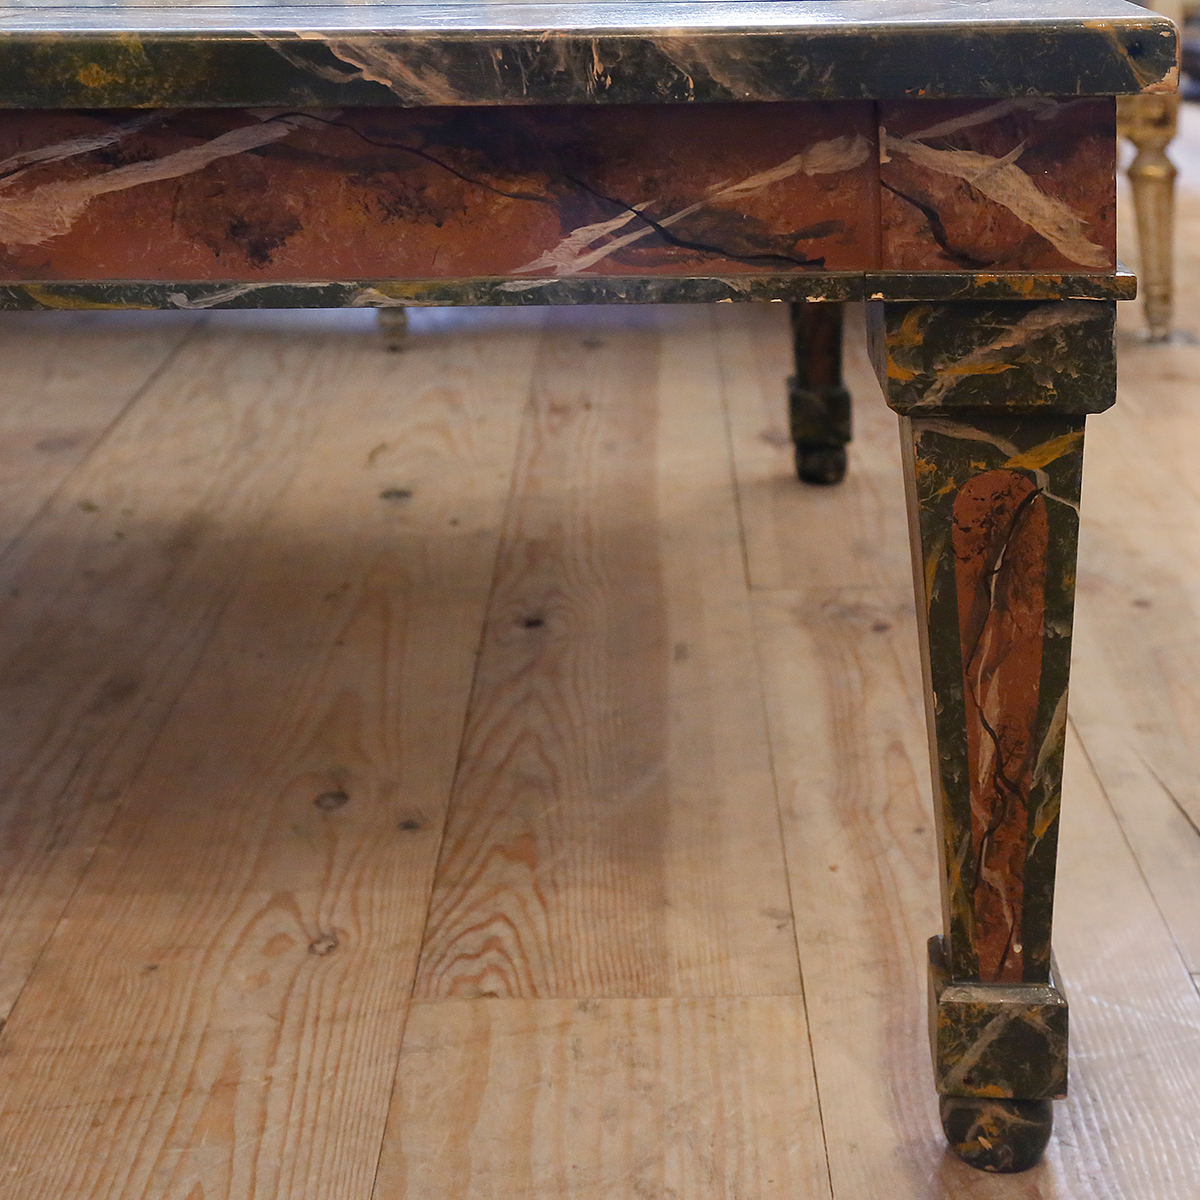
[928,936,1068,1100]
[902,409,1084,986]
[0,271,1139,312]
[0,104,878,281]
[880,98,1116,272]
[0,1,1177,110]
[953,473,1047,983]
[0,276,869,310]
[871,299,1108,987]
[870,299,1118,414]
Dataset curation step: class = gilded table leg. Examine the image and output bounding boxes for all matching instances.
[788,301,851,484]
[376,305,409,351]
[1118,92,1179,343]
[868,299,1117,1172]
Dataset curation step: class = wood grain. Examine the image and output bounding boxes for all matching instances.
[0,312,352,1020]
[413,306,800,1000]
[1065,279,1200,973]
[714,301,910,593]
[375,996,831,1200]
[0,310,197,560]
[0,308,535,1200]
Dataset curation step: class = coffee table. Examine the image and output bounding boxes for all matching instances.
[0,0,1177,1174]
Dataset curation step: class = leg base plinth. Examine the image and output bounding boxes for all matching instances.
[788,379,851,485]
[928,937,1068,1101]
[940,1096,1054,1173]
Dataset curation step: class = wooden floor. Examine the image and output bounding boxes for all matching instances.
[2,129,1200,1200]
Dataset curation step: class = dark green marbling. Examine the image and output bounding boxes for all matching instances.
[0,277,863,312]
[789,301,851,484]
[862,270,1135,304]
[867,300,1118,415]
[939,1096,1055,1173]
[928,936,1068,1100]
[871,300,1103,986]
[0,275,1139,313]
[897,407,1084,984]
[0,1,1176,110]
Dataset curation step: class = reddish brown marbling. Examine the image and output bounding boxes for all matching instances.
[953,470,1047,983]
[0,103,879,282]
[881,98,1116,273]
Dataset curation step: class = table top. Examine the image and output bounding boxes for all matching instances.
[0,0,1177,109]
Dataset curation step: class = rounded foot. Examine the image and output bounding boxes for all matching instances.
[940,1096,1053,1173]
[795,443,846,485]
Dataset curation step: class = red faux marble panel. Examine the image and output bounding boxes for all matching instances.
[880,98,1116,273]
[0,104,879,282]
[953,470,1048,984]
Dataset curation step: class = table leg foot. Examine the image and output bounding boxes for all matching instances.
[789,301,851,485]
[940,1096,1054,1173]
[793,441,847,485]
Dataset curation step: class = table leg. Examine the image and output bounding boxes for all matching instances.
[788,301,851,484]
[868,299,1117,1172]
[1118,92,1179,343]
[377,306,409,351]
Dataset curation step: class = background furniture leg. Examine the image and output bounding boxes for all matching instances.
[376,305,409,351]
[788,301,851,485]
[1118,92,1180,343]
[869,299,1118,1172]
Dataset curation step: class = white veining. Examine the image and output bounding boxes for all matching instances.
[0,111,176,184]
[886,98,1110,269]
[511,133,871,275]
[886,134,1109,268]
[301,33,471,103]
[0,113,327,248]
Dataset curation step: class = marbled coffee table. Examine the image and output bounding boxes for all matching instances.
[0,0,1177,1173]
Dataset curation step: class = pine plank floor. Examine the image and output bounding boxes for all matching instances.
[2,115,1200,1195]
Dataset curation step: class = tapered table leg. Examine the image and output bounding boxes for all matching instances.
[869,299,1117,1172]
[789,301,851,484]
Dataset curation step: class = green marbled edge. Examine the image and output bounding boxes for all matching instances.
[0,22,1175,110]
[0,274,1136,312]
[863,271,1135,304]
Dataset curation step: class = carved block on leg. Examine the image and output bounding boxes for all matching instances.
[929,935,1068,1101]
[789,301,851,484]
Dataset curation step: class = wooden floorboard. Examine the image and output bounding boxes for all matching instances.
[375,996,831,1200]
[0,309,534,1200]
[715,302,910,594]
[0,311,198,565]
[0,312,348,1022]
[413,307,802,1001]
